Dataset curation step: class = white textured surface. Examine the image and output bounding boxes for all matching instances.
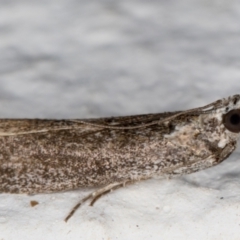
[1,0,240,239]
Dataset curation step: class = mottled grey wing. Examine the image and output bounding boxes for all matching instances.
[0,111,182,194]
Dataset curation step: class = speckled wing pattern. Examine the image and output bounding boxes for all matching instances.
[0,95,240,198]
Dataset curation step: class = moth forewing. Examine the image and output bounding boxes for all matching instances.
[0,94,240,221]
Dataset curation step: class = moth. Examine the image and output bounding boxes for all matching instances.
[0,94,240,221]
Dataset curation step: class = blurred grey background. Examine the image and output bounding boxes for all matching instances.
[1,0,240,120]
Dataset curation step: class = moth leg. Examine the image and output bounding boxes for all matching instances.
[89,189,112,206]
[65,181,133,222]
[89,181,134,206]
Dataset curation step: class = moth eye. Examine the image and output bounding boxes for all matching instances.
[223,109,240,133]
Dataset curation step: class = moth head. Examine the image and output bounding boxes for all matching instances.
[222,95,240,133]
[223,109,240,133]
